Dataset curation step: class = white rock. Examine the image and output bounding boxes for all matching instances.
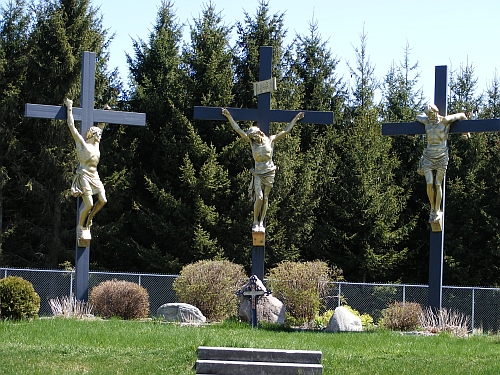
[326,306,362,332]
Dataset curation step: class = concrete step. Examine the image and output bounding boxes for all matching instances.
[197,346,322,364]
[196,346,323,375]
[196,359,323,375]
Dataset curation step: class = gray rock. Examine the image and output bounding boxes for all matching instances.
[156,303,206,324]
[326,306,362,332]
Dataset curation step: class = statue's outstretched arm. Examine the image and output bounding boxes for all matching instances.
[222,108,249,141]
[273,112,304,142]
[64,98,85,144]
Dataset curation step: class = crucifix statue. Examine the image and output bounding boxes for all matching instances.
[416,103,467,230]
[25,51,146,300]
[194,46,333,280]
[382,65,500,310]
[222,108,304,233]
[64,98,108,247]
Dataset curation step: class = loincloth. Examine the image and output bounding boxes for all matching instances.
[71,168,105,197]
[417,147,449,176]
[248,167,276,201]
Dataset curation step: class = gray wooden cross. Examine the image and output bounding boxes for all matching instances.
[382,65,500,310]
[24,51,146,301]
[193,46,334,281]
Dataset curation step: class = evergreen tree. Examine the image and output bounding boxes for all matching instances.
[328,30,409,282]
[233,0,288,109]
[0,0,31,265]
[3,0,115,268]
[379,43,428,283]
[445,62,500,285]
[182,1,234,148]
[126,1,235,272]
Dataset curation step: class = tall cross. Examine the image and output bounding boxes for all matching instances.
[382,65,500,310]
[25,51,146,301]
[194,46,334,280]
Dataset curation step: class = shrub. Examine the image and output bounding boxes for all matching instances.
[0,276,40,320]
[420,307,470,337]
[89,279,149,319]
[173,260,247,321]
[380,301,423,331]
[266,261,341,324]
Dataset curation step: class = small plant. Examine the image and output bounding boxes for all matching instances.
[0,276,40,320]
[420,307,470,337]
[267,260,341,323]
[90,279,149,319]
[49,296,93,318]
[380,301,423,331]
[173,259,247,321]
[313,309,335,329]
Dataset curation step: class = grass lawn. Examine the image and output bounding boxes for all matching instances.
[1,318,499,374]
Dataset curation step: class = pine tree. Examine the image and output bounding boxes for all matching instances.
[3,0,115,268]
[329,30,409,282]
[379,43,428,283]
[233,0,288,109]
[0,0,31,264]
[444,62,500,285]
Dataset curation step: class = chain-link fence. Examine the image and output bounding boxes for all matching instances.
[2,268,500,332]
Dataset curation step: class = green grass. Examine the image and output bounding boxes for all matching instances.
[1,318,500,374]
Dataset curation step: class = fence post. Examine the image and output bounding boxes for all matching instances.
[138,275,142,286]
[402,284,406,306]
[338,283,342,307]
[70,271,74,300]
[471,288,475,334]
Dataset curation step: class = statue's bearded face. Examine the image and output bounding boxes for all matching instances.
[247,126,265,142]
[424,104,439,120]
[86,126,102,141]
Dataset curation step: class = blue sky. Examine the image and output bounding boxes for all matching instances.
[4,0,500,103]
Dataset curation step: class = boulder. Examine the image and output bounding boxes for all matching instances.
[326,306,362,332]
[238,276,285,324]
[156,303,206,324]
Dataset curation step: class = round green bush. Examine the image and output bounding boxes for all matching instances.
[267,260,340,324]
[0,276,40,320]
[173,260,247,321]
[89,279,149,319]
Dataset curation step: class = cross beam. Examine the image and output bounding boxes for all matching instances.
[193,46,333,136]
[24,51,146,301]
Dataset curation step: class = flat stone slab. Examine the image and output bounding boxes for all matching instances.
[196,346,323,375]
[198,346,321,364]
[196,360,322,375]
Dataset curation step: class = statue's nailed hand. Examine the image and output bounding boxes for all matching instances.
[64,98,73,108]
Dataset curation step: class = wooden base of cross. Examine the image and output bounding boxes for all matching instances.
[78,227,91,248]
[429,214,443,232]
[252,231,265,246]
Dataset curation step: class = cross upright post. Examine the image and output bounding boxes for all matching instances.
[193,46,334,281]
[382,65,500,311]
[25,51,146,301]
